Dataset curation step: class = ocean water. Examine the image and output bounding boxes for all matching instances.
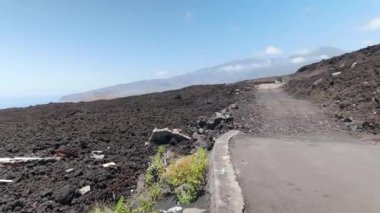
[0,96,60,109]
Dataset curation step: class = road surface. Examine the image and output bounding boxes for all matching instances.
[230,84,380,213]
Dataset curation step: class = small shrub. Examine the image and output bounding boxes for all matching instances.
[145,146,165,186]
[145,169,154,187]
[90,205,113,213]
[174,183,197,204]
[163,148,208,204]
[133,196,156,213]
[149,183,162,202]
[114,197,130,213]
[157,146,165,157]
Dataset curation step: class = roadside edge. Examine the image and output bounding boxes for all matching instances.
[209,130,245,213]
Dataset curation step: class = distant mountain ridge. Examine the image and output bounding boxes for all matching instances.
[60,46,345,102]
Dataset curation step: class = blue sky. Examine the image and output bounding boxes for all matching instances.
[0,0,380,107]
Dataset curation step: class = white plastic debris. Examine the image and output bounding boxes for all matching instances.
[313,78,323,86]
[0,179,13,183]
[91,154,104,160]
[0,157,60,164]
[65,168,74,173]
[161,205,183,213]
[103,162,116,168]
[91,151,105,160]
[332,72,341,77]
[351,62,357,68]
[79,185,91,195]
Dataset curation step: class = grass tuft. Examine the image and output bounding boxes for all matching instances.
[163,148,208,204]
[114,197,130,213]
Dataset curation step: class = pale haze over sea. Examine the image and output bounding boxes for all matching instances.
[0,97,58,109]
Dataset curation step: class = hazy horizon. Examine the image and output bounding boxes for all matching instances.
[0,96,60,109]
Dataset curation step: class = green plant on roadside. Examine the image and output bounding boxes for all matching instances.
[149,183,162,202]
[130,146,166,213]
[145,146,165,186]
[157,145,165,157]
[163,148,208,204]
[133,196,157,213]
[90,205,113,213]
[140,196,155,212]
[90,146,208,212]
[174,183,198,204]
[114,197,130,213]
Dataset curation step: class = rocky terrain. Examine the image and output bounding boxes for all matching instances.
[284,44,380,136]
[0,83,250,212]
[1,44,377,213]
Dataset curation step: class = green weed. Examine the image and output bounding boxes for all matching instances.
[163,148,208,204]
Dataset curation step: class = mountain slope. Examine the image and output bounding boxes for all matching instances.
[61,47,344,102]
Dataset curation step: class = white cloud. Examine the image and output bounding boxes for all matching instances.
[362,40,376,46]
[264,46,282,55]
[184,11,193,21]
[219,64,245,72]
[318,55,330,60]
[290,57,305,64]
[219,61,272,72]
[295,48,311,55]
[155,70,169,77]
[360,17,380,31]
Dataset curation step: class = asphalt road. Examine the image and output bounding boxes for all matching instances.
[231,135,380,213]
[229,84,380,213]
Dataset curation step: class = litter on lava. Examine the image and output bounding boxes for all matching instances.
[103,162,116,168]
[91,150,105,160]
[0,157,60,164]
[79,185,91,196]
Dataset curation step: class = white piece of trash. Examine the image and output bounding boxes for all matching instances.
[79,185,91,195]
[103,162,116,168]
[65,168,74,173]
[162,205,183,213]
[0,157,60,164]
[332,72,341,77]
[91,150,105,160]
[0,179,13,183]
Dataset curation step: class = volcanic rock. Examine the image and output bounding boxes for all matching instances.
[149,128,191,145]
[53,184,75,205]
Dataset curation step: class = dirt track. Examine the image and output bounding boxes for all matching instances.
[233,83,344,136]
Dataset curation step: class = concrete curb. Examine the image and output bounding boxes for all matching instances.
[209,130,245,213]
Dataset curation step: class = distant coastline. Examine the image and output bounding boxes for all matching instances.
[0,96,59,109]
